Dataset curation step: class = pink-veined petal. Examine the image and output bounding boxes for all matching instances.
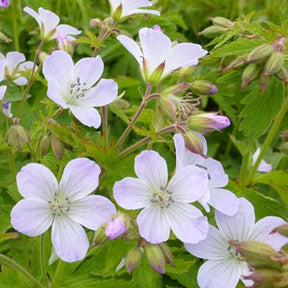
[52,215,89,262]
[38,7,60,38]
[204,158,229,188]
[6,52,25,74]
[209,188,239,216]
[69,105,102,128]
[134,150,168,189]
[167,202,208,243]
[0,85,7,100]
[137,205,170,243]
[69,195,116,230]
[113,177,152,209]
[59,158,101,201]
[16,163,58,201]
[11,198,53,236]
[46,78,68,108]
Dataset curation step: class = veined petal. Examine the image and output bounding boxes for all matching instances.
[69,105,102,129]
[209,188,239,216]
[124,9,160,17]
[113,177,152,209]
[185,225,229,260]
[16,163,58,201]
[23,7,41,25]
[117,35,143,68]
[6,52,25,75]
[11,199,53,236]
[59,158,101,201]
[81,79,118,107]
[137,205,170,243]
[0,85,7,100]
[216,197,255,241]
[139,28,171,75]
[168,166,208,203]
[123,0,153,10]
[205,158,228,188]
[167,203,208,243]
[69,195,116,230]
[164,43,207,77]
[0,59,5,81]
[46,78,68,108]
[74,56,104,88]
[56,24,81,39]
[38,7,60,38]
[13,75,28,86]
[134,150,168,189]
[52,215,89,262]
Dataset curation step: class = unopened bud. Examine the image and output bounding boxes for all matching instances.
[262,52,284,76]
[40,135,51,157]
[279,142,288,155]
[245,44,274,63]
[223,55,246,71]
[51,135,64,159]
[191,80,218,95]
[2,101,12,118]
[180,65,197,78]
[272,223,288,238]
[159,243,174,265]
[198,25,228,38]
[105,214,127,240]
[276,67,288,85]
[160,96,177,117]
[93,224,107,246]
[0,0,9,8]
[162,83,192,97]
[182,131,206,156]
[90,18,102,28]
[126,247,143,274]
[113,98,130,109]
[57,32,74,54]
[241,63,262,89]
[208,17,234,28]
[145,244,166,274]
[0,31,11,42]
[149,62,165,84]
[111,3,123,20]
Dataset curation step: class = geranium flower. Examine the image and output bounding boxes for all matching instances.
[252,147,272,172]
[0,0,9,8]
[174,134,239,216]
[11,158,116,262]
[113,150,209,244]
[117,27,207,83]
[0,58,6,100]
[109,0,160,20]
[23,6,81,41]
[43,50,118,128]
[185,197,288,288]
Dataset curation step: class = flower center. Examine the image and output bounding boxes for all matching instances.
[150,187,174,209]
[49,193,71,217]
[68,77,88,103]
[227,242,243,261]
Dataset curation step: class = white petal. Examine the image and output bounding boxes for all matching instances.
[69,195,116,230]
[139,27,171,75]
[16,163,58,201]
[59,158,101,201]
[185,225,229,260]
[167,202,208,243]
[0,59,5,81]
[123,9,160,17]
[0,85,7,100]
[137,205,170,243]
[38,7,60,38]
[163,43,207,77]
[56,24,81,37]
[209,188,239,216]
[23,7,41,25]
[6,52,25,75]
[82,79,118,107]
[258,160,272,172]
[46,78,68,108]
[74,56,104,88]
[11,199,53,236]
[52,215,89,262]
[197,259,244,288]
[69,105,102,128]
[113,177,151,209]
[123,0,153,11]
[204,158,229,188]
[167,166,208,203]
[215,197,255,241]
[134,150,168,189]
[13,76,28,86]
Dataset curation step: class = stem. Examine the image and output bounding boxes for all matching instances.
[101,106,108,147]
[8,149,16,183]
[238,149,250,188]
[12,0,20,51]
[40,235,49,288]
[246,94,288,185]
[51,260,65,288]
[0,254,42,287]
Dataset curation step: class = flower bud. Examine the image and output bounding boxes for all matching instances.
[2,101,12,118]
[241,63,262,89]
[272,223,288,238]
[51,135,64,159]
[162,83,192,97]
[90,18,102,28]
[262,52,284,76]
[57,32,74,54]
[198,25,228,38]
[40,135,51,157]
[182,131,206,156]
[223,55,246,71]
[245,44,274,63]
[279,142,288,155]
[159,243,174,265]
[208,17,234,28]
[145,244,166,274]
[92,224,107,246]
[0,31,11,42]
[111,3,123,20]
[191,80,218,95]
[0,0,9,8]
[105,214,127,240]
[126,247,143,274]
[276,67,288,85]
[149,62,165,84]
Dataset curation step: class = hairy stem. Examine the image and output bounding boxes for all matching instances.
[8,149,16,183]
[40,235,49,288]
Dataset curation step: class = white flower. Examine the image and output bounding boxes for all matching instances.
[23,6,81,41]
[11,158,116,262]
[0,58,6,100]
[113,150,209,244]
[185,197,288,288]
[174,133,239,216]
[252,147,272,172]
[42,50,118,129]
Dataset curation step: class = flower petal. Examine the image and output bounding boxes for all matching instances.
[13,75,28,86]
[0,85,7,100]
[204,158,229,188]
[215,197,255,241]
[185,225,229,260]
[123,0,153,11]
[113,177,152,209]
[6,52,25,74]
[56,24,81,39]
[134,150,168,189]
[16,163,58,201]
[38,7,60,38]
[167,202,208,243]
[11,199,53,236]
[24,7,41,25]
[167,166,208,203]
[69,195,116,230]
[137,205,170,243]
[52,215,89,262]
[59,158,101,201]
[82,79,118,107]
[208,188,239,216]
[74,56,104,88]
[124,9,160,17]
[46,78,68,108]
[69,105,102,128]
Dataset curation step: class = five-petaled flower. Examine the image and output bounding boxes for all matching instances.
[174,133,239,216]
[185,197,288,288]
[23,6,81,41]
[113,150,209,244]
[11,158,116,262]
[43,50,118,129]
[117,27,207,84]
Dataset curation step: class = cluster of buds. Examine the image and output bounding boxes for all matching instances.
[279,130,288,155]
